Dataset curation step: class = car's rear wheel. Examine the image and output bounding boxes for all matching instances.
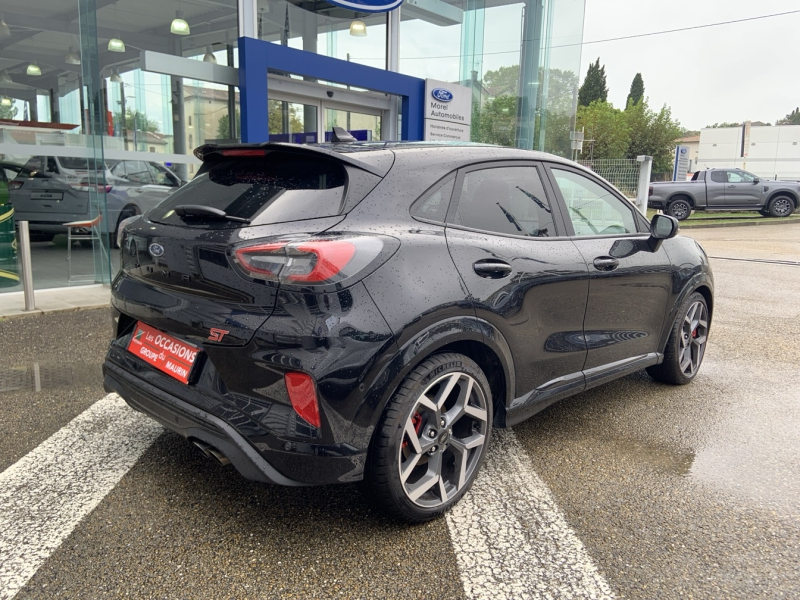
[647,292,709,385]
[666,198,692,221]
[767,195,795,218]
[363,353,492,522]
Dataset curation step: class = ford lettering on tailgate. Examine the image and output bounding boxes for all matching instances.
[127,321,200,384]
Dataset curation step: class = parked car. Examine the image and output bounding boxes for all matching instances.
[104,141,714,522]
[649,168,799,220]
[9,155,184,242]
[1,160,43,206]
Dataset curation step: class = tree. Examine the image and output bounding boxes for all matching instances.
[483,65,520,97]
[216,110,240,139]
[0,101,18,120]
[114,109,160,133]
[578,58,608,107]
[706,122,742,128]
[626,73,644,108]
[625,100,683,172]
[479,95,518,147]
[576,100,630,160]
[777,107,800,125]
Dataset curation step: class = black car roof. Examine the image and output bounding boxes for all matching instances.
[195,141,580,179]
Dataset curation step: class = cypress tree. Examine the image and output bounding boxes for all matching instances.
[626,73,645,108]
[578,58,608,107]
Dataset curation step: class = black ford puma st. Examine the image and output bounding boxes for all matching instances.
[104,140,713,522]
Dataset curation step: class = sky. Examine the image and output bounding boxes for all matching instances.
[580,0,800,131]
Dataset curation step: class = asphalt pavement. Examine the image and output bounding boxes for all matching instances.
[0,223,798,599]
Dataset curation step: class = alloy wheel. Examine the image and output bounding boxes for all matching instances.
[398,371,489,508]
[680,300,708,377]
[772,197,793,217]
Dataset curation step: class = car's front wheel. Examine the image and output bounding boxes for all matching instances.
[363,353,493,522]
[767,195,795,218]
[647,292,709,385]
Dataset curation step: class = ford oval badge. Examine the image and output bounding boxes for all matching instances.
[149,243,165,258]
[431,88,453,102]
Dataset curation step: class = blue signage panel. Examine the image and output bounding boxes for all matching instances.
[324,0,403,13]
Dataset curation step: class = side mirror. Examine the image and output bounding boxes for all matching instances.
[753,178,760,184]
[648,214,679,252]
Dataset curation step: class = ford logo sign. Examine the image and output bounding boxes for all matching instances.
[324,0,403,13]
[680,147,687,155]
[431,88,453,102]
[148,243,164,258]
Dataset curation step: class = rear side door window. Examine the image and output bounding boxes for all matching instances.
[450,165,557,237]
[709,171,726,183]
[549,168,638,236]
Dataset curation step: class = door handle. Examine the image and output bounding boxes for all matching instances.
[727,185,736,188]
[593,257,619,271]
[473,260,512,278]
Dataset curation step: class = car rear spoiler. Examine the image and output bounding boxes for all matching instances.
[193,143,392,177]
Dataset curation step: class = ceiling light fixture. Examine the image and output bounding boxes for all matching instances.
[65,46,81,65]
[26,62,41,77]
[0,14,10,38]
[110,68,122,83]
[108,36,125,52]
[0,71,12,85]
[202,46,217,64]
[1,97,11,108]
[349,20,367,37]
[171,11,190,35]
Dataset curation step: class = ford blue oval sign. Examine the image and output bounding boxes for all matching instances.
[324,0,403,13]
[431,88,453,102]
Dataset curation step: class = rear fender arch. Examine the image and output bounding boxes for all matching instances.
[354,316,515,439]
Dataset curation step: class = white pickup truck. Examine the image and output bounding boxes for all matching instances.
[648,168,798,221]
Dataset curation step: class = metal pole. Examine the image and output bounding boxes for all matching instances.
[18,221,35,311]
[635,155,653,216]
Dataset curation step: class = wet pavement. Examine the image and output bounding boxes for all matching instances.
[0,223,798,599]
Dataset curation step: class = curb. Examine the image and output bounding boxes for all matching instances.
[0,302,110,320]
[680,218,800,229]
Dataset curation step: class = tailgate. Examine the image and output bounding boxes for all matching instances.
[114,215,344,347]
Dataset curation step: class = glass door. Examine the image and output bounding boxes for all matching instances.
[324,105,382,142]
[268,99,319,143]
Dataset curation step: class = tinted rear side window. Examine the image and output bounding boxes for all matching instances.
[150,153,347,228]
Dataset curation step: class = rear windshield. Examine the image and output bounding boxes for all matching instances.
[150,153,347,228]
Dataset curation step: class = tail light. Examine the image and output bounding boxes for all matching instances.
[284,372,321,428]
[69,181,113,193]
[233,234,398,288]
[8,181,23,190]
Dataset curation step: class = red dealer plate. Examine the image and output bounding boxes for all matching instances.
[127,322,200,384]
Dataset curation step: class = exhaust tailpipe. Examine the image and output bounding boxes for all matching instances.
[191,439,231,466]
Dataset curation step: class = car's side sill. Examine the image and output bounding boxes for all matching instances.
[583,352,661,391]
[504,352,662,427]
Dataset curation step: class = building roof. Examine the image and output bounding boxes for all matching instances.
[678,135,700,143]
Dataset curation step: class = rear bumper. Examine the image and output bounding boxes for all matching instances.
[104,360,309,486]
[647,200,664,209]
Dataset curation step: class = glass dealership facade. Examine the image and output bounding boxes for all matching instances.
[0,0,585,292]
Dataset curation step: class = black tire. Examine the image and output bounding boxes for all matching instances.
[362,353,493,523]
[767,195,795,218]
[647,292,709,385]
[666,198,692,221]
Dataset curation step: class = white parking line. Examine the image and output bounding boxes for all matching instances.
[446,430,616,600]
[0,394,162,600]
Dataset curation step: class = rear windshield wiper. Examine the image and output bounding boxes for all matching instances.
[174,204,250,224]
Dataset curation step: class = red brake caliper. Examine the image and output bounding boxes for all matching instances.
[403,412,422,450]
[692,327,698,339]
